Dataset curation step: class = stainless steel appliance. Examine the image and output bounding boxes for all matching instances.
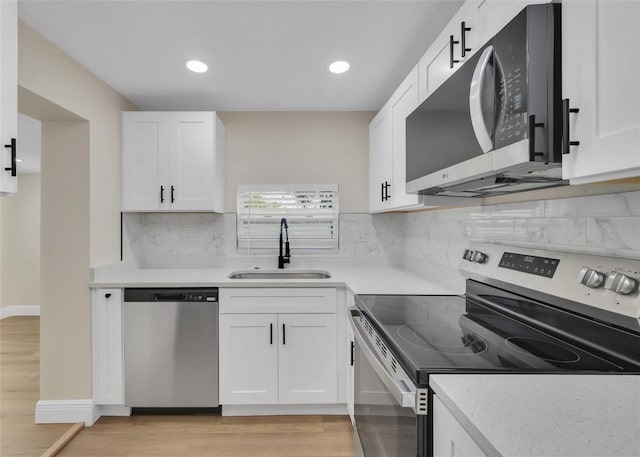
[123,288,219,409]
[406,4,565,198]
[350,244,640,457]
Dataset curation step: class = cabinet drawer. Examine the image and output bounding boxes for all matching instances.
[219,288,337,314]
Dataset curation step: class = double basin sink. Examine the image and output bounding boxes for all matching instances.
[228,269,331,280]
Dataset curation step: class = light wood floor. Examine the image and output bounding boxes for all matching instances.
[1,317,72,457]
[2,316,354,456]
[58,414,353,457]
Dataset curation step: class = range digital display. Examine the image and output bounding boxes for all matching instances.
[499,252,560,278]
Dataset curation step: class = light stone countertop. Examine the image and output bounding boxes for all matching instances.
[89,263,464,296]
[429,374,640,457]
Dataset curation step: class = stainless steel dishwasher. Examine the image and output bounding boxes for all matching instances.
[123,288,219,408]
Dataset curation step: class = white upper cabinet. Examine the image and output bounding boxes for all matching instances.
[418,1,479,103]
[0,0,18,195]
[389,66,422,210]
[369,104,393,213]
[562,0,640,184]
[121,111,225,212]
[369,65,422,213]
[418,0,547,103]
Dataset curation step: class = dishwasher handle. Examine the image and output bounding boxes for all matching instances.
[123,288,219,303]
[154,292,188,301]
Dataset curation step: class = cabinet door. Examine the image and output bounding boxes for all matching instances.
[121,112,168,211]
[389,66,422,209]
[418,2,479,103]
[278,314,337,404]
[168,112,216,211]
[562,1,640,184]
[0,0,18,195]
[433,396,488,457]
[369,106,392,213]
[219,314,278,405]
[92,289,124,405]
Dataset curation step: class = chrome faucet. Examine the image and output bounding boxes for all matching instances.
[278,217,290,269]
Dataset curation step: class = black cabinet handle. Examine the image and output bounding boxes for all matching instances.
[282,323,286,345]
[170,185,175,203]
[449,35,460,69]
[528,115,545,161]
[350,341,355,366]
[384,182,391,201]
[4,138,17,177]
[270,323,273,345]
[562,99,580,154]
[381,182,385,202]
[105,293,112,299]
[461,22,472,57]
[160,185,165,203]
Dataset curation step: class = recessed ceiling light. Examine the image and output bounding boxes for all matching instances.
[329,60,350,74]
[186,60,208,73]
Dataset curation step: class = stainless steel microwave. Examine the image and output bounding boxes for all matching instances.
[406,3,565,198]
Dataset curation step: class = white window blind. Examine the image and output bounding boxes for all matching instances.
[237,184,339,251]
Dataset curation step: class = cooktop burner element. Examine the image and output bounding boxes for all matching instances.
[397,324,488,356]
[505,337,580,363]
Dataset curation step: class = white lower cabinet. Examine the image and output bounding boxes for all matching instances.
[92,288,124,405]
[219,313,337,405]
[433,396,488,457]
[218,314,278,404]
[278,314,337,404]
[218,288,338,406]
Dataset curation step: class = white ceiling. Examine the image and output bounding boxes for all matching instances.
[18,0,464,111]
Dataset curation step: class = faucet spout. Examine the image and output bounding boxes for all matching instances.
[278,218,290,269]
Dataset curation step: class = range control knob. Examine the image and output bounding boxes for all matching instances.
[577,267,605,289]
[471,251,488,264]
[463,249,474,261]
[604,272,638,295]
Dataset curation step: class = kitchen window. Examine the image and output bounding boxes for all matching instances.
[237,184,339,252]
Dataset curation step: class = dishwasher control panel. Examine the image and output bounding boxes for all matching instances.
[124,288,218,303]
[186,293,218,302]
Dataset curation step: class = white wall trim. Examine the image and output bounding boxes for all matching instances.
[0,305,40,319]
[221,403,348,417]
[35,399,98,426]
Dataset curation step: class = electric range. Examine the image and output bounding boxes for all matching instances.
[350,243,640,457]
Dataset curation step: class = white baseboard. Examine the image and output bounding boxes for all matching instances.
[0,305,40,319]
[35,399,98,426]
[222,403,348,417]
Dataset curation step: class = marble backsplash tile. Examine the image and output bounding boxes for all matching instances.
[398,191,640,271]
[122,191,640,267]
[123,212,390,260]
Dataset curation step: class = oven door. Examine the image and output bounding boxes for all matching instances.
[351,313,419,457]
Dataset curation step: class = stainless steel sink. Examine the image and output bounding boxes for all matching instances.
[228,269,332,279]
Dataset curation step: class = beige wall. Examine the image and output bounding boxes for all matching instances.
[18,20,138,268]
[40,121,92,399]
[0,174,41,308]
[18,21,136,401]
[219,112,373,213]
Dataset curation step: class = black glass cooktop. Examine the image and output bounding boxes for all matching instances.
[355,288,640,385]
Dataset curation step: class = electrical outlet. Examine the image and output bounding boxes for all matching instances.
[354,226,365,242]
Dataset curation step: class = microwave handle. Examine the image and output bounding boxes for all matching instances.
[469,46,494,153]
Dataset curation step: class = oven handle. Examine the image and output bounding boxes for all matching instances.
[350,312,416,411]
